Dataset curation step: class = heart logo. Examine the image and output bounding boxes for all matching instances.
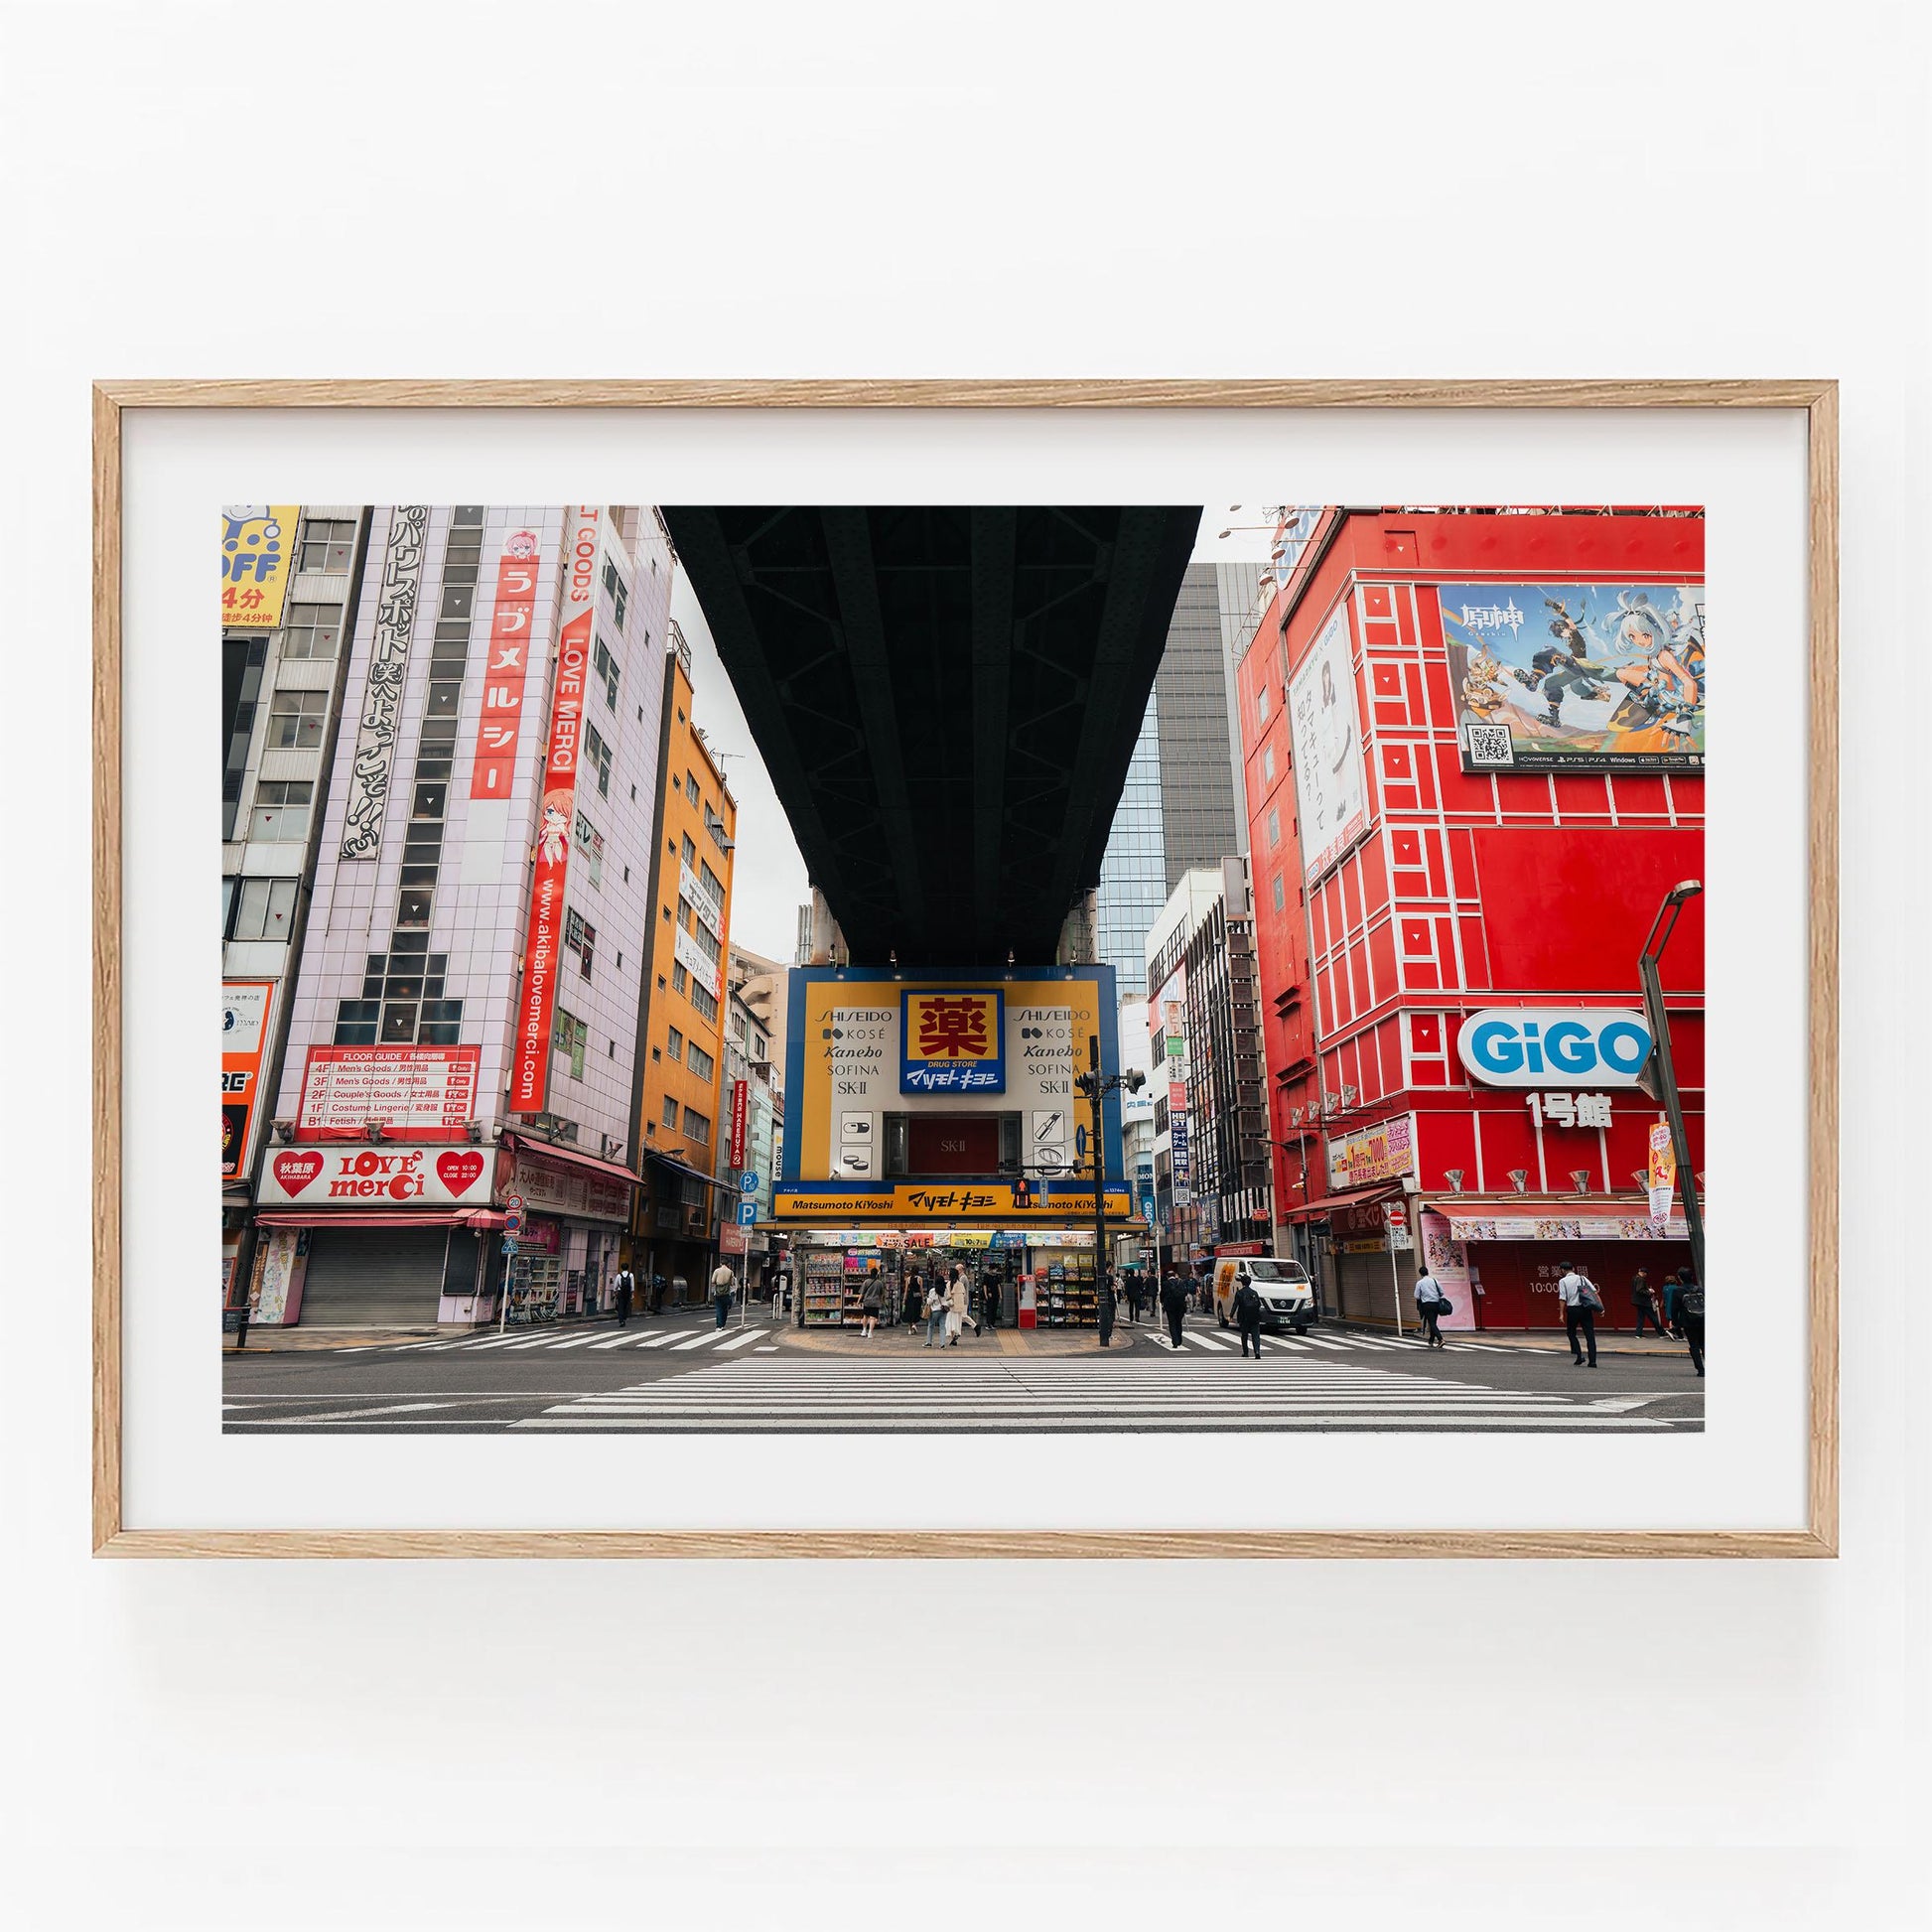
[273,1150,325,1196]
[437,1150,485,1194]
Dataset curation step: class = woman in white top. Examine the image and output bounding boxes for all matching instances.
[945,1267,969,1345]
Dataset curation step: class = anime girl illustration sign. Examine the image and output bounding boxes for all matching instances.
[1439,582,1706,771]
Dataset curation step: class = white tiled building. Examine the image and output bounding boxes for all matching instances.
[249,506,673,1328]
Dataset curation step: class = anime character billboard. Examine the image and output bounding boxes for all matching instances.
[1440,583,1705,772]
[1288,606,1369,879]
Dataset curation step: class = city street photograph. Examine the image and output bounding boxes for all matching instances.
[219,500,1708,1438]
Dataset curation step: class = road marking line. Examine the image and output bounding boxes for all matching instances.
[671,1330,729,1350]
[634,1330,700,1349]
[539,1330,625,1350]
[756,1346,780,1353]
[715,1328,767,1351]
[229,1401,456,1425]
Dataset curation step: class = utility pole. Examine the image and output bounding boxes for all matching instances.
[1638,879,1706,1289]
[1086,1033,1107,1287]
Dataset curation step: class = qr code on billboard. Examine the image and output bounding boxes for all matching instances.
[1464,724,1515,767]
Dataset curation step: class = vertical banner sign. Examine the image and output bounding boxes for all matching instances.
[341,506,431,859]
[510,506,602,1113]
[470,527,543,798]
[729,1077,750,1170]
[1646,1119,1676,1222]
[220,506,299,629]
[221,980,276,1179]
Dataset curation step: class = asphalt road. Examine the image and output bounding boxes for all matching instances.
[222,1311,1705,1434]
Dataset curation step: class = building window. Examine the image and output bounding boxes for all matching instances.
[680,833,696,869]
[688,980,719,1026]
[686,771,701,805]
[573,810,604,889]
[603,558,627,632]
[564,905,597,977]
[585,723,612,797]
[266,688,328,750]
[1267,807,1281,850]
[227,875,299,940]
[280,603,344,660]
[593,634,621,710]
[683,1107,710,1145]
[686,1041,715,1083]
[1262,744,1275,785]
[699,859,725,904]
[672,961,688,996]
[1272,873,1286,912]
[662,1095,679,1130]
[333,999,379,1045]
[552,1008,588,1081]
[297,517,357,574]
[666,1026,684,1062]
[248,780,313,842]
[418,1000,463,1045]
[1256,683,1270,726]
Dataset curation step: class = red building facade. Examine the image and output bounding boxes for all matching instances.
[1237,509,1705,1329]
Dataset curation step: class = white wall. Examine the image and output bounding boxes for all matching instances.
[7,3,1926,1925]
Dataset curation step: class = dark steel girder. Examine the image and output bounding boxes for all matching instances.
[662,505,1199,967]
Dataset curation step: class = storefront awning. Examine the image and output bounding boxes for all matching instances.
[501,1132,642,1190]
[1420,1198,1689,1241]
[1286,1185,1400,1221]
[254,1210,469,1229]
[457,1208,508,1231]
[640,1148,720,1188]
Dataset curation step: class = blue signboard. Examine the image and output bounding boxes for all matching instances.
[738,1170,759,1194]
[735,1201,759,1226]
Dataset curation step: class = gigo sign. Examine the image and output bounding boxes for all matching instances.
[1456,1009,1653,1088]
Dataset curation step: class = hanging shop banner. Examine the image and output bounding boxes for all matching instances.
[1446,1213,1688,1243]
[510,504,602,1113]
[1170,1113,1190,1183]
[296,1045,481,1140]
[469,525,545,799]
[680,860,725,939]
[511,1151,633,1222]
[220,506,299,630]
[258,1143,494,1208]
[1288,604,1368,882]
[900,989,1007,1093]
[674,922,721,998]
[729,1078,750,1170]
[1647,1119,1677,1222]
[1326,1113,1416,1192]
[341,505,432,860]
[1440,581,1706,773]
[220,980,276,1180]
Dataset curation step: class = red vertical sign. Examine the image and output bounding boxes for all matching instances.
[729,1077,749,1170]
[509,507,602,1113]
[470,527,543,798]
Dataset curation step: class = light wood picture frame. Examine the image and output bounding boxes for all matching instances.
[92,377,1838,1558]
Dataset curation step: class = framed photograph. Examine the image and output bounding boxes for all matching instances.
[93,378,1836,1557]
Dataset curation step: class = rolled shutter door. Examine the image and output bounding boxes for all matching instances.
[296,1226,450,1326]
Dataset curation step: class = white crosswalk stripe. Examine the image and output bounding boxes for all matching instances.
[514,1355,1677,1433]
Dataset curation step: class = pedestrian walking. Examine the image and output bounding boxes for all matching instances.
[902,1272,923,1331]
[1413,1267,1449,1348]
[1123,1272,1142,1326]
[1667,1265,1706,1376]
[946,1266,968,1345]
[710,1262,737,1329]
[1160,1268,1188,1350]
[1231,1268,1265,1359]
[924,1276,948,1348]
[1557,1258,1600,1367]
[1097,1267,1117,1347]
[976,1277,997,1336]
[858,1271,882,1338]
[648,1272,665,1316]
[1629,1266,1666,1338]
[614,1262,636,1327]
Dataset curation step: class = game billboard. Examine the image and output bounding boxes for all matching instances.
[1441,582,1705,773]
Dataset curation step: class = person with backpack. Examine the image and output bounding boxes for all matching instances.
[1557,1258,1601,1367]
[1413,1267,1450,1349]
[709,1261,737,1329]
[1667,1265,1705,1376]
[614,1261,636,1327]
[1230,1267,1266,1359]
[1159,1268,1188,1350]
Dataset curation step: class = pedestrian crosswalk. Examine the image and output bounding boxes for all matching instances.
[513,1355,1677,1433]
[1146,1327,1536,1358]
[340,1324,771,1357]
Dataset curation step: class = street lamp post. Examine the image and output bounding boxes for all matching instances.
[1638,879,1706,1290]
[1074,1034,1146,1341]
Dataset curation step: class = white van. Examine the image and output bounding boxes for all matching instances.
[1212,1255,1316,1334]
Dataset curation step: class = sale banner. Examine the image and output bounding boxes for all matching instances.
[470,525,545,798]
[510,506,602,1113]
[1646,1118,1676,1222]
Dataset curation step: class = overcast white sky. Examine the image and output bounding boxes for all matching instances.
[675,505,1281,961]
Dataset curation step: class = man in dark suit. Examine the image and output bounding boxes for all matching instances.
[1160,1269,1188,1350]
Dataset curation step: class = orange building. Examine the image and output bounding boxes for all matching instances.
[630,621,738,1302]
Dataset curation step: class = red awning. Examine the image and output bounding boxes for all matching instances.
[1286,1185,1400,1221]
[254,1210,468,1229]
[500,1132,642,1189]
[457,1208,508,1231]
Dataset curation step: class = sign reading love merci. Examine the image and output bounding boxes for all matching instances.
[260,1144,496,1208]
